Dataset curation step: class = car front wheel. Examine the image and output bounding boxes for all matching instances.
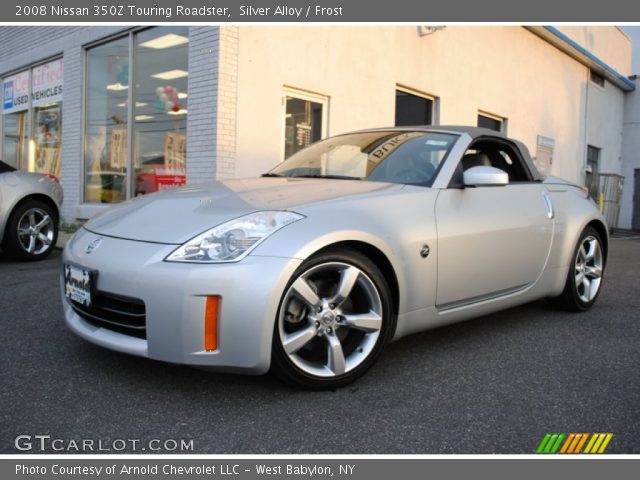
[271,247,395,389]
[2,200,58,261]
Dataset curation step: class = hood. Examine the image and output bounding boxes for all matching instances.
[84,177,400,244]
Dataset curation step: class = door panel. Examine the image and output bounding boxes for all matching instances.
[435,184,554,308]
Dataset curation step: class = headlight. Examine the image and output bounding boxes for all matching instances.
[165,211,304,263]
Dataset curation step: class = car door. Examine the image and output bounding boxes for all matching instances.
[434,140,554,309]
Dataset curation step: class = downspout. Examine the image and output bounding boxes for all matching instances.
[583,67,590,184]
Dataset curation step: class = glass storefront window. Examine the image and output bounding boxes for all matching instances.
[2,111,28,169]
[30,59,63,178]
[2,61,63,178]
[84,37,129,203]
[83,27,189,203]
[134,26,188,195]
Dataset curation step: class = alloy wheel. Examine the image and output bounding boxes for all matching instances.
[16,207,55,255]
[278,261,383,378]
[574,235,603,304]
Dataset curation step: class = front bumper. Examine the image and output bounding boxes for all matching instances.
[61,228,301,374]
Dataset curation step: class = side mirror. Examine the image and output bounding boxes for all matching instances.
[463,166,508,187]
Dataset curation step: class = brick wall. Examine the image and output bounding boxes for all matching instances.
[186,27,219,183]
[216,26,239,179]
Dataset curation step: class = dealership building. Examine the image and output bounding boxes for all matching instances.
[1,26,639,229]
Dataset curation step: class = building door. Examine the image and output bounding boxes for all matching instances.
[282,89,327,160]
[633,169,640,230]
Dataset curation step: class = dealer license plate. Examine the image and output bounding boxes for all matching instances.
[64,264,93,307]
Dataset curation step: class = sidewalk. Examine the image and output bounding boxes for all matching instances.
[56,231,73,250]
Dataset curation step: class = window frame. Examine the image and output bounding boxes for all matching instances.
[589,70,606,89]
[477,110,507,134]
[280,86,329,161]
[394,85,438,127]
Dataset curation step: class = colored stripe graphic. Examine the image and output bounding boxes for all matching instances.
[559,433,575,454]
[538,433,613,454]
[584,433,613,454]
[537,433,565,453]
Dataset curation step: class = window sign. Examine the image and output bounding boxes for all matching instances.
[31,59,63,107]
[2,71,30,114]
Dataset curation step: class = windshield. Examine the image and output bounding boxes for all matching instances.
[268,131,458,186]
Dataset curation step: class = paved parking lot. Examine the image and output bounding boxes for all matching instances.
[1,237,639,454]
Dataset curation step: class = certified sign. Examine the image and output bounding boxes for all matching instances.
[31,59,63,107]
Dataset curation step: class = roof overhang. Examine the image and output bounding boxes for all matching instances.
[526,26,636,92]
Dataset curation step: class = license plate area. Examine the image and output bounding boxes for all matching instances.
[64,263,96,307]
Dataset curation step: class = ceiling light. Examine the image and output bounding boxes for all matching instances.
[106,83,128,91]
[177,92,187,99]
[168,109,187,116]
[118,101,148,108]
[140,34,189,50]
[136,115,154,121]
[151,69,188,80]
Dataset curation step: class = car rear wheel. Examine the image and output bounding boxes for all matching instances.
[551,226,604,311]
[2,200,58,261]
[271,247,395,388]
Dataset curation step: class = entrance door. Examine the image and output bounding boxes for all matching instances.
[633,169,640,230]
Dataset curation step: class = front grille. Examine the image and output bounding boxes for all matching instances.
[70,290,147,339]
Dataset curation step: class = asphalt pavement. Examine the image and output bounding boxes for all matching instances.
[1,237,639,454]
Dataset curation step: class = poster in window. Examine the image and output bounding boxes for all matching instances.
[164,132,186,172]
[36,107,60,145]
[110,128,127,169]
[296,122,312,147]
[35,147,61,178]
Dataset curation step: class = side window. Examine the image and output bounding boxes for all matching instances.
[460,140,531,183]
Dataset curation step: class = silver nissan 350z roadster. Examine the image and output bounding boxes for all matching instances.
[61,127,608,388]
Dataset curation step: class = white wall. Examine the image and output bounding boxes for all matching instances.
[233,26,625,184]
[620,78,640,229]
[556,26,632,76]
[620,26,640,74]
[585,75,626,176]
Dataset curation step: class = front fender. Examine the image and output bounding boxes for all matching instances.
[252,187,440,316]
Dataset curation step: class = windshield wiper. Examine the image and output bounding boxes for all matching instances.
[294,174,362,180]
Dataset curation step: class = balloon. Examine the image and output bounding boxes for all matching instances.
[160,93,168,102]
[165,101,174,111]
[155,86,164,96]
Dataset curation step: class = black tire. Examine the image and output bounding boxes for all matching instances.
[550,226,605,312]
[2,200,58,262]
[271,246,395,389]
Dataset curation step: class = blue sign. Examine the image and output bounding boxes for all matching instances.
[3,80,13,111]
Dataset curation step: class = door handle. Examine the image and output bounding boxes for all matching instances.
[542,192,554,219]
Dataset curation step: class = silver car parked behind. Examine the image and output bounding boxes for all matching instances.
[61,127,608,388]
[0,160,62,261]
